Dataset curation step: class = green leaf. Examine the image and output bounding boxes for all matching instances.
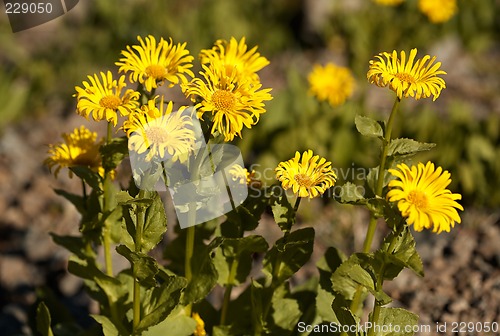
[331,296,358,336]
[50,234,92,260]
[380,227,424,278]
[68,256,128,311]
[331,254,391,305]
[263,228,315,285]
[355,115,383,138]
[53,189,85,214]
[316,247,346,322]
[92,315,120,336]
[387,138,435,157]
[143,307,196,336]
[116,245,158,287]
[271,286,302,332]
[138,272,187,333]
[371,307,419,336]
[338,182,366,204]
[182,237,223,304]
[36,302,54,336]
[100,136,129,172]
[70,166,101,190]
[270,186,295,233]
[141,192,168,253]
[215,235,269,285]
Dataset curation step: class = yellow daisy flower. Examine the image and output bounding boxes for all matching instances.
[200,36,269,83]
[74,71,140,126]
[123,97,196,162]
[367,48,446,101]
[387,162,463,234]
[192,312,206,336]
[418,0,457,23]
[45,126,104,178]
[372,0,404,5]
[228,164,260,187]
[116,35,194,92]
[183,62,272,141]
[275,150,337,199]
[308,63,356,107]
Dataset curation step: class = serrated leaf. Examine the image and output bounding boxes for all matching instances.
[116,245,158,287]
[387,138,435,157]
[270,187,295,233]
[141,192,167,253]
[355,115,383,138]
[138,273,187,333]
[331,254,391,305]
[372,307,419,336]
[263,228,315,285]
[381,227,424,278]
[338,182,366,204]
[36,302,54,336]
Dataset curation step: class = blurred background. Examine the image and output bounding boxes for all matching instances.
[0,0,499,334]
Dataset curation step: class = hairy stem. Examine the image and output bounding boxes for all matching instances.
[349,97,401,320]
[103,121,114,277]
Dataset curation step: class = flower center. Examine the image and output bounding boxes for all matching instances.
[212,90,237,111]
[145,126,170,145]
[145,64,167,79]
[99,95,121,110]
[408,190,428,210]
[394,72,416,84]
[294,173,314,188]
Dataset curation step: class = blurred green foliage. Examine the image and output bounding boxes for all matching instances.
[0,0,498,207]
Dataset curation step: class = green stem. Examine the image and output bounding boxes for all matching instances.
[103,121,114,277]
[133,189,146,333]
[349,97,401,321]
[184,209,196,317]
[257,197,302,334]
[220,257,239,325]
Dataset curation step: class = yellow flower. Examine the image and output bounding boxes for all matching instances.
[75,71,139,126]
[275,150,337,198]
[308,63,356,107]
[45,126,104,178]
[387,162,463,234]
[228,164,260,187]
[123,97,196,162]
[418,0,457,23]
[192,312,206,336]
[367,48,446,101]
[116,35,194,91]
[183,62,272,141]
[200,36,269,83]
[372,0,404,5]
